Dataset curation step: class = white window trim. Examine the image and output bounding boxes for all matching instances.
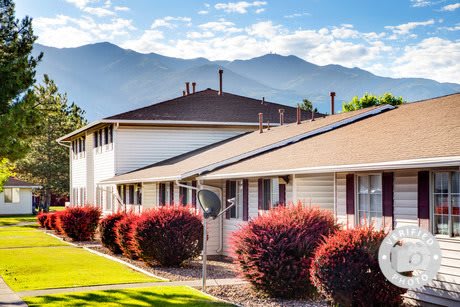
[4,188,20,204]
[432,171,459,238]
[229,180,243,219]
[355,173,383,228]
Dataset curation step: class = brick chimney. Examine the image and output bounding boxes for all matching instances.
[192,82,196,94]
[279,108,285,125]
[297,105,301,124]
[218,69,223,96]
[185,82,190,95]
[259,113,263,133]
[330,92,336,115]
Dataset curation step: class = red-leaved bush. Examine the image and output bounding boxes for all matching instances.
[310,226,406,306]
[134,206,203,267]
[45,212,63,234]
[231,204,338,298]
[115,213,140,259]
[59,206,101,241]
[37,212,48,228]
[99,212,125,254]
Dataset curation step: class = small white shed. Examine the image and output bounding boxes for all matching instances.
[0,177,41,215]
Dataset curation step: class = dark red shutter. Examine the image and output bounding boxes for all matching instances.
[191,181,197,209]
[243,179,249,221]
[279,183,286,206]
[382,172,394,230]
[169,182,174,204]
[258,178,263,211]
[159,183,165,206]
[346,174,355,229]
[418,171,430,230]
[225,180,231,219]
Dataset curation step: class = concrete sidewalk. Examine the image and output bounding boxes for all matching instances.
[0,277,27,307]
[17,278,247,298]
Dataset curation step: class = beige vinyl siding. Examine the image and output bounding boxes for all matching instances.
[198,180,223,256]
[71,149,86,204]
[393,170,418,228]
[336,173,347,226]
[0,188,33,215]
[115,126,248,174]
[86,132,95,203]
[142,183,157,209]
[295,173,334,210]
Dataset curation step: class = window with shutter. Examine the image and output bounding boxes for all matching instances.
[433,171,459,237]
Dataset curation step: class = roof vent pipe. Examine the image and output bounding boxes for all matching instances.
[330,91,336,115]
[258,113,263,133]
[311,106,315,121]
[261,97,265,104]
[182,90,186,96]
[279,108,285,125]
[218,69,223,96]
[267,120,270,130]
[192,82,196,94]
[185,82,190,95]
[296,105,301,124]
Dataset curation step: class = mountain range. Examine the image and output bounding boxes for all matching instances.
[33,42,460,121]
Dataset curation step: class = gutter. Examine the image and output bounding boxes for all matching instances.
[181,104,395,179]
[199,156,460,180]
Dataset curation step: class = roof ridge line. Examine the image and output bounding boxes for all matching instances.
[180,104,395,179]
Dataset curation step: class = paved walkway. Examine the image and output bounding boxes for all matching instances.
[0,277,27,307]
[17,278,247,298]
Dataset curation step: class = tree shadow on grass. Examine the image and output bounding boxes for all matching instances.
[25,288,234,307]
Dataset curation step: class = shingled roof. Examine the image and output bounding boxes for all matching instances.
[105,89,319,123]
[4,177,41,188]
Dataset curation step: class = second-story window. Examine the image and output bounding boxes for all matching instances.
[72,136,86,159]
[94,125,113,154]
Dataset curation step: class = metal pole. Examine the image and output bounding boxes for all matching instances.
[202,217,207,291]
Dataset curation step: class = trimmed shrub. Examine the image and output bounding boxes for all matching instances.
[115,213,140,259]
[134,206,203,267]
[59,206,101,241]
[37,212,48,228]
[310,226,406,306]
[45,212,62,233]
[99,212,125,254]
[231,204,338,298]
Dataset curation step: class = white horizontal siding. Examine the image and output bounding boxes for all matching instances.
[115,126,247,174]
[142,183,157,209]
[336,173,347,227]
[393,171,418,228]
[0,189,33,215]
[295,173,334,211]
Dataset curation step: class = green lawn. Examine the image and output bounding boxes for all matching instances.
[49,206,66,212]
[0,226,67,248]
[24,286,232,307]
[0,215,36,226]
[0,226,158,291]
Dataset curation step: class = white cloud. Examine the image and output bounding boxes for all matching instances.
[114,6,130,12]
[65,0,95,9]
[82,7,116,17]
[214,1,267,14]
[198,10,209,15]
[392,37,460,83]
[410,0,434,7]
[385,19,435,39]
[151,16,192,29]
[284,12,310,18]
[198,19,242,33]
[255,8,265,14]
[440,23,460,31]
[246,21,282,39]
[34,15,136,48]
[441,3,460,11]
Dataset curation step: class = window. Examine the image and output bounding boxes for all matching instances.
[179,183,192,205]
[136,185,142,205]
[357,174,382,228]
[260,178,279,210]
[159,183,171,205]
[105,187,112,210]
[94,126,113,153]
[128,185,135,205]
[4,188,20,203]
[228,181,243,219]
[94,131,99,148]
[104,127,109,145]
[433,172,459,237]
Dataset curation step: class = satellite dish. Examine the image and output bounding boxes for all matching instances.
[197,189,221,219]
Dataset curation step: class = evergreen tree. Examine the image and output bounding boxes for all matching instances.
[16,75,86,210]
[0,0,43,186]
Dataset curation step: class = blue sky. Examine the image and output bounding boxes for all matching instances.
[16,0,460,83]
